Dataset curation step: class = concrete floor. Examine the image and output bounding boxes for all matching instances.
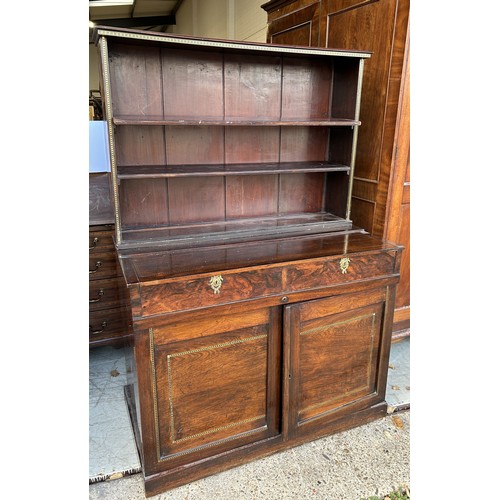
[89,338,410,499]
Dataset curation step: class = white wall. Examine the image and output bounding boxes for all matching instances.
[171,0,267,42]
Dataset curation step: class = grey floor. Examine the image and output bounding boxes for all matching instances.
[89,337,410,499]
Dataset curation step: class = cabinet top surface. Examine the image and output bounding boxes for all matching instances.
[92,26,371,59]
[118,231,402,285]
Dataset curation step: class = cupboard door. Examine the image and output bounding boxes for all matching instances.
[284,287,392,436]
[142,306,282,470]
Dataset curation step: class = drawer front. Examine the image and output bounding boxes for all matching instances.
[89,307,127,342]
[89,251,118,280]
[89,228,114,252]
[285,252,397,292]
[140,267,284,316]
[89,277,123,312]
[134,251,398,318]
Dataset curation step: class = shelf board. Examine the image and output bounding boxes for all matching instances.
[112,116,361,127]
[117,162,350,179]
[117,213,353,250]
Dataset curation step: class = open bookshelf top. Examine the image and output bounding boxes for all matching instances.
[95,26,369,249]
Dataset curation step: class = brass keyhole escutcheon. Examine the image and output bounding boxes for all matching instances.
[209,275,223,294]
[340,257,350,274]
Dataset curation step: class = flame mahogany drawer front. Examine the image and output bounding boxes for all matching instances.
[139,267,284,317]
[285,251,397,292]
[134,250,398,318]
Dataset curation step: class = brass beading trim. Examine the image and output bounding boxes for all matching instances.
[299,312,377,414]
[99,36,122,244]
[149,331,268,461]
[95,28,371,59]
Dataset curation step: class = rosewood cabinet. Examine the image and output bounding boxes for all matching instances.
[93,26,402,496]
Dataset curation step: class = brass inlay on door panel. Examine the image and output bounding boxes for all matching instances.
[298,313,376,415]
[167,334,267,444]
[149,329,268,461]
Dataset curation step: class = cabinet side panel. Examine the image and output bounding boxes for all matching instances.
[325,128,354,217]
[331,58,360,120]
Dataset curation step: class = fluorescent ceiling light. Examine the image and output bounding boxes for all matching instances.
[89,1,135,6]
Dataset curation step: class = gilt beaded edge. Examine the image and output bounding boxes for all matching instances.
[94,28,371,59]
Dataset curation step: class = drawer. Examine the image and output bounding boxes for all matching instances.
[134,250,398,318]
[139,267,284,317]
[89,228,115,252]
[89,251,118,280]
[285,251,397,292]
[89,277,123,312]
[89,307,127,342]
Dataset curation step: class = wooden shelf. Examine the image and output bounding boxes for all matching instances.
[117,162,350,179]
[112,116,361,127]
[118,212,353,249]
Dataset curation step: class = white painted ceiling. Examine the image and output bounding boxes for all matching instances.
[89,0,182,32]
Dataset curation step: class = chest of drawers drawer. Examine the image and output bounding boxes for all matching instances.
[89,307,128,345]
[89,230,115,252]
[89,251,118,280]
[89,224,128,347]
[89,277,123,312]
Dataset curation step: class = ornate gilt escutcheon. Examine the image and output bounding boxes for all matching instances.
[209,275,223,294]
[339,257,350,274]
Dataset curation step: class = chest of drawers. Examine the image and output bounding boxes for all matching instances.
[89,172,131,348]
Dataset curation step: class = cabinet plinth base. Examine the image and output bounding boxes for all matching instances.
[140,401,387,497]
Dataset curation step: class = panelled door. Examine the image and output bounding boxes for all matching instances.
[284,287,392,436]
[142,306,282,471]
